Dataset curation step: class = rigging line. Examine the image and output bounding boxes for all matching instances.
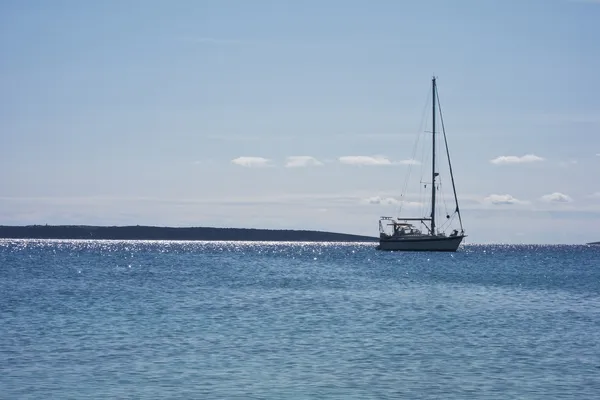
[438,180,450,221]
[418,134,430,218]
[398,87,431,216]
[418,172,424,218]
[436,85,464,232]
[436,190,456,231]
[440,180,451,217]
[439,213,456,232]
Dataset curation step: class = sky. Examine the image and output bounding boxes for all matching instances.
[1,0,599,244]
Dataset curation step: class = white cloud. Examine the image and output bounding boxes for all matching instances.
[483,194,527,205]
[363,196,400,205]
[589,192,600,199]
[596,153,600,157]
[540,192,573,203]
[490,154,545,165]
[362,196,423,208]
[338,156,420,166]
[285,156,323,168]
[339,156,393,166]
[231,157,272,168]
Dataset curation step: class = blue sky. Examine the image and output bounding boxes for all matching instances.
[1,0,599,243]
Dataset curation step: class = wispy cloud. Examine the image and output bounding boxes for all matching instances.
[186,37,245,45]
[396,159,421,165]
[363,196,422,207]
[285,156,323,168]
[204,134,268,142]
[338,156,420,166]
[490,154,545,165]
[567,0,600,4]
[558,160,578,167]
[339,156,393,166]
[4,194,600,242]
[363,196,400,205]
[231,157,272,168]
[192,159,217,166]
[532,112,600,124]
[540,192,573,203]
[589,192,600,199]
[483,194,528,205]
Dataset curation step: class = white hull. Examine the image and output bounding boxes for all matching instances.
[377,235,465,252]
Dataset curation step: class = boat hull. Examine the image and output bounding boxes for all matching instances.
[377,235,465,252]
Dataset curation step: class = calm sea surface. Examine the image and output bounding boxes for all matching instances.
[1,240,599,399]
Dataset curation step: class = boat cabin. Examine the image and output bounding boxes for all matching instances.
[379,217,426,239]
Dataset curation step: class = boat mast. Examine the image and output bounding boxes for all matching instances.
[430,76,436,236]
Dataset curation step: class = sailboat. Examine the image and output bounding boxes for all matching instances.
[377,77,466,251]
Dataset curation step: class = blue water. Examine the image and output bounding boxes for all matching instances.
[1,240,599,399]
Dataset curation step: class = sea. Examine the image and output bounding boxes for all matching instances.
[1,239,599,399]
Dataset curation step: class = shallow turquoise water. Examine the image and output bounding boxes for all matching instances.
[1,240,599,399]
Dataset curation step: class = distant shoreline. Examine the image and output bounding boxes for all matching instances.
[0,225,378,242]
